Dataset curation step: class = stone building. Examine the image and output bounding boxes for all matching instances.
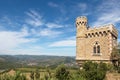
[76,16,118,65]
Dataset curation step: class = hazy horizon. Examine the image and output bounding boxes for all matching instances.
[0,54,75,57]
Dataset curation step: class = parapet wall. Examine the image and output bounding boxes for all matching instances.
[86,24,118,38]
[76,16,87,26]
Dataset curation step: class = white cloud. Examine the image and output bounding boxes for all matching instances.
[0,16,21,29]
[49,35,76,47]
[2,16,12,25]
[39,29,62,37]
[92,0,120,27]
[46,23,63,28]
[25,10,44,27]
[20,25,30,36]
[0,31,37,51]
[77,3,87,11]
[92,11,120,27]
[30,28,37,34]
[48,2,66,14]
[0,49,71,56]
[48,2,58,8]
[66,36,76,40]
[49,40,76,47]
[26,19,43,27]
[0,49,42,55]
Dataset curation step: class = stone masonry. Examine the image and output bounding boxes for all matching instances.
[76,16,118,65]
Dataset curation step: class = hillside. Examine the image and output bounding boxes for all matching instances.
[0,55,77,69]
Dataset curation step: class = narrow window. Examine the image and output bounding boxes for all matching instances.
[97,45,100,53]
[93,46,96,54]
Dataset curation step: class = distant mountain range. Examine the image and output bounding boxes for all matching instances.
[0,55,77,69]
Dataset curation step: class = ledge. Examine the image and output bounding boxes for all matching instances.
[92,54,101,56]
[91,53,102,56]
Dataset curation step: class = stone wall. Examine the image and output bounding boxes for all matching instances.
[76,16,118,64]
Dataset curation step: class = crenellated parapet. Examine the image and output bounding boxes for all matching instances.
[85,24,118,38]
[76,16,87,26]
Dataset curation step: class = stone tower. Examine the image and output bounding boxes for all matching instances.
[76,16,88,63]
[75,16,118,66]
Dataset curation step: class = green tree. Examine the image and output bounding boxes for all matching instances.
[98,62,108,71]
[35,69,40,80]
[111,47,120,70]
[83,61,98,71]
[46,67,52,78]
[73,69,86,80]
[82,61,107,80]
[118,57,120,73]
[14,71,27,80]
[111,47,119,60]
[44,74,49,80]
[55,64,71,80]
[0,72,27,80]
[30,71,34,80]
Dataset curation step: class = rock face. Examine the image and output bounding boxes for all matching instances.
[76,16,118,65]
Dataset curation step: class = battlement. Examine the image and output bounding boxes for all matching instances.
[76,16,87,26]
[86,24,118,38]
[76,16,87,21]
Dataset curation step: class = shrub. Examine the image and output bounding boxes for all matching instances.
[46,67,52,78]
[0,72,27,80]
[118,66,120,73]
[55,64,71,80]
[107,63,114,72]
[14,71,26,80]
[30,71,34,80]
[83,61,98,71]
[71,74,86,80]
[82,61,107,80]
[44,74,49,80]
[35,69,40,80]
[98,62,108,71]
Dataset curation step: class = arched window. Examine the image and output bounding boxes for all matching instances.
[93,42,100,55]
[97,45,100,53]
[93,46,96,53]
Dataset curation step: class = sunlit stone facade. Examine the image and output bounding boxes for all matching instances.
[76,16,118,65]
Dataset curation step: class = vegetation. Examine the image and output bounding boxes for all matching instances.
[0,55,76,70]
[30,71,34,80]
[55,64,71,80]
[82,61,107,80]
[0,53,120,80]
[111,46,120,73]
[1,62,117,80]
[35,69,40,80]
[111,47,119,65]
[0,71,26,80]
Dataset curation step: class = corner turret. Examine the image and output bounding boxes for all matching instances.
[76,16,88,27]
[76,16,88,38]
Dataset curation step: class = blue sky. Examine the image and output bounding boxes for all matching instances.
[0,0,120,56]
